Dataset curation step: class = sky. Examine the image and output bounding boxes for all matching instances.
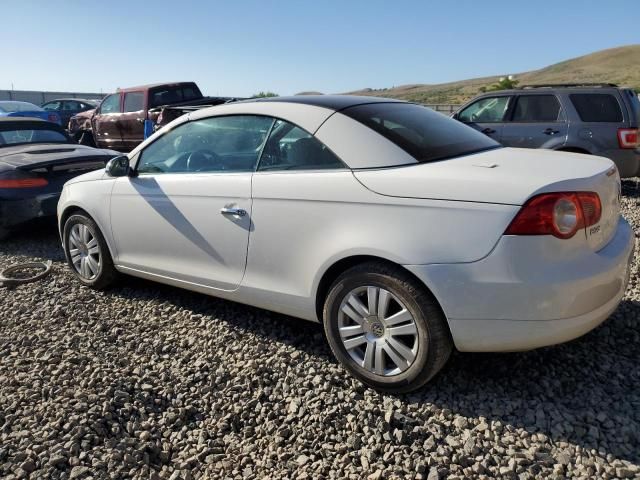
[1,0,638,97]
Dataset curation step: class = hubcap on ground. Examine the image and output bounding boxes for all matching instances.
[338,286,419,376]
[68,224,101,280]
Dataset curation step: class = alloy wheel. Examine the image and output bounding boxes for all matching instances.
[338,286,419,376]
[68,223,101,280]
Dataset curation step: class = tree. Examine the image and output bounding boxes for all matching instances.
[252,91,278,98]
[479,76,519,93]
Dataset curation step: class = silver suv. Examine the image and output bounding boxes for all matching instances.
[453,84,640,177]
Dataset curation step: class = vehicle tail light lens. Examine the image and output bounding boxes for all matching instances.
[577,192,602,228]
[618,128,639,149]
[0,171,49,189]
[48,113,60,124]
[505,192,601,239]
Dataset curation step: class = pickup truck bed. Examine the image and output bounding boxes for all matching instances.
[153,96,243,130]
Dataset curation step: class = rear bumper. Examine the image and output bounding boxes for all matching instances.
[406,218,635,352]
[604,149,640,178]
[0,192,60,230]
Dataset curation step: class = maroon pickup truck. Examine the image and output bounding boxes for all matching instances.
[69,82,235,152]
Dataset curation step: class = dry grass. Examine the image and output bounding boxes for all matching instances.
[347,45,640,104]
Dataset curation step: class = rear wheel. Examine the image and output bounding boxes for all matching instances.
[323,261,452,393]
[0,228,9,241]
[63,214,117,289]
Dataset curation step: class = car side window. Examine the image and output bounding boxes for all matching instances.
[124,92,144,112]
[458,97,510,123]
[569,94,623,122]
[100,94,121,114]
[43,101,61,111]
[511,95,563,122]
[257,119,345,171]
[136,115,274,175]
[63,101,81,111]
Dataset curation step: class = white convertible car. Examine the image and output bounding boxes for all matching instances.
[58,95,634,392]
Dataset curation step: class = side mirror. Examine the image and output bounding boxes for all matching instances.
[106,155,130,177]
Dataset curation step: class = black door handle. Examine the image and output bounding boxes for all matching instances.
[543,128,560,135]
[481,127,496,134]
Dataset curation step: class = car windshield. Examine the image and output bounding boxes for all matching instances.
[0,102,43,113]
[0,127,69,146]
[342,103,501,164]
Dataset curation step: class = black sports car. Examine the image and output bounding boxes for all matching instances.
[0,118,118,239]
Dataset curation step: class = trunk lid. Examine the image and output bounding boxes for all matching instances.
[354,147,620,251]
[0,144,116,172]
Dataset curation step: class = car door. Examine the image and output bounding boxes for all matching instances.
[119,91,146,151]
[109,114,274,291]
[92,93,123,150]
[246,119,351,304]
[456,95,511,142]
[500,94,568,149]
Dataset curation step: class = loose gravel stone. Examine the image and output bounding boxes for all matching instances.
[0,180,639,479]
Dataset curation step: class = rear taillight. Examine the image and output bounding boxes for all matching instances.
[47,113,60,124]
[0,171,48,189]
[505,192,601,239]
[618,128,639,149]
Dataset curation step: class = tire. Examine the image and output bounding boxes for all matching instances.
[63,214,118,289]
[323,261,452,393]
[78,130,96,148]
[0,228,9,241]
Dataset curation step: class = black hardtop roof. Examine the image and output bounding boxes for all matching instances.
[43,98,100,103]
[250,94,405,111]
[0,118,63,129]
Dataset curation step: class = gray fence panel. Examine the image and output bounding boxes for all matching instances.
[0,90,106,104]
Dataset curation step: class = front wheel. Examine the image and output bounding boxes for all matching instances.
[77,130,96,147]
[63,214,118,289]
[323,262,452,393]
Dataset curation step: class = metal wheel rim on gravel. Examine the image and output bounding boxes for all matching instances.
[68,224,101,280]
[338,286,419,376]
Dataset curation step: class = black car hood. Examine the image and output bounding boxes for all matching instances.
[0,143,118,170]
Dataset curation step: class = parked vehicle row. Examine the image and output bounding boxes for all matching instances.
[56,95,634,392]
[453,83,640,177]
[16,82,639,180]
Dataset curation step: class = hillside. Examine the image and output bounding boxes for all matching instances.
[347,45,640,104]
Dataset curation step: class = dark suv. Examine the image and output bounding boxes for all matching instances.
[453,84,640,177]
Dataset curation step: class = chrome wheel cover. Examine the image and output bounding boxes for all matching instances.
[68,224,101,280]
[338,286,419,376]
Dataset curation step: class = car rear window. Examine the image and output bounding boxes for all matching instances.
[149,86,201,108]
[570,94,623,122]
[342,103,501,164]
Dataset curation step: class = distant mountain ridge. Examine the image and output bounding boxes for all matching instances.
[346,45,640,104]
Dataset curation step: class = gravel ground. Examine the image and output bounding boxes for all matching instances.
[1,183,640,480]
